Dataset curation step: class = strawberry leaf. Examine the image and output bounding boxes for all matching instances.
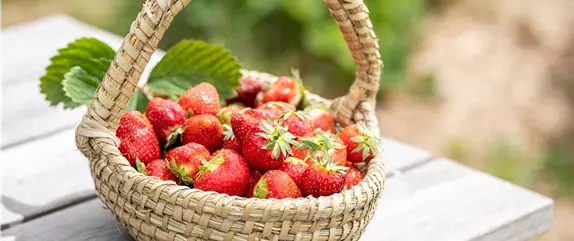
[147,40,241,100]
[40,38,115,108]
[126,90,150,113]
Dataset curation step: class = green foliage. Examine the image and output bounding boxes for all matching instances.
[40,38,115,108]
[486,138,537,186]
[544,136,574,198]
[106,0,427,99]
[41,38,241,110]
[126,90,150,113]
[147,40,241,100]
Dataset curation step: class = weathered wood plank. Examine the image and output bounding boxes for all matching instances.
[1,199,133,241]
[380,137,431,176]
[1,129,96,228]
[1,15,165,148]
[1,81,87,148]
[0,204,23,229]
[361,158,553,241]
[1,15,123,84]
[2,158,552,241]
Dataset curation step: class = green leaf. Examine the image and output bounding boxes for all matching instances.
[147,40,241,100]
[62,65,105,105]
[40,38,115,108]
[126,90,150,113]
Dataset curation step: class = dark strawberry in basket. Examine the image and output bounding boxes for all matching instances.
[217,104,244,125]
[243,169,262,198]
[194,149,250,196]
[116,111,160,167]
[340,124,379,163]
[293,129,347,166]
[136,159,176,182]
[182,114,224,153]
[299,159,348,197]
[279,157,308,187]
[279,111,314,137]
[263,76,303,107]
[222,124,242,155]
[252,170,302,199]
[242,120,300,172]
[305,106,335,132]
[165,142,210,185]
[226,76,262,108]
[178,82,221,116]
[145,98,186,145]
[343,168,363,190]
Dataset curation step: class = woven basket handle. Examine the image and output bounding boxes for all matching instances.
[84,0,381,132]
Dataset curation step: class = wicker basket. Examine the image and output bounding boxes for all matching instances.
[75,0,385,240]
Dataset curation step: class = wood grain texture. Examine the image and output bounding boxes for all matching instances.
[380,137,431,176]
[362,158,553,241]
[1,130,96,228]
[1,204,23,229]
[1,199,133,241]
[1,15,165,148]
[2,158,553,241]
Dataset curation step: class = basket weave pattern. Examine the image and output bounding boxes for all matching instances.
[75,0,385,240]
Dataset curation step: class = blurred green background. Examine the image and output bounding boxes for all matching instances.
[3,0,573,239]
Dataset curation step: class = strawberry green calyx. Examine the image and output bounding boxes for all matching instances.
[284,156,308,167]
[168,158,194,185]
[351,124,381,160]
[279,111,310,123]
[291,68,308,109]
[223,124,235,141]
[256,121,300,159]
[298,129,344,162]
[253,177,269,199]
[317,158,349,174]
[136,159,149,175]
[164,125,186,150]
[196,152,225,179]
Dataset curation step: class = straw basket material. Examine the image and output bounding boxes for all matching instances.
[75,0,385,240]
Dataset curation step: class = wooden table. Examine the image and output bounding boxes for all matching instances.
[0,15,554,241]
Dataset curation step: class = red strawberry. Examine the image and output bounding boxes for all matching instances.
[145,98,186,146]
[294,130,347,166]
[344,168,363,189]
[217,104,245,125]
[256,101,295,119]
[222,124,242,154]
[279,157,308,186]
[182,114,224,153]
[194,149,250,196]
[305,106,335,132]
[242,120,300,172]
[263,76,303,107]
[345,161,354,167]
[340,124,379,163]
[136,159,176,182]
[178,82,221,115]
[252,170,302,199]
[243,169,262,198]
[226,76,262,108]
[299,160,348,197]
[279,111,314,137]
[116,111,160,167]
[230,110,263,143]
[165,142,210,185]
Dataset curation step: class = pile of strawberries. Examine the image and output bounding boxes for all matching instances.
[116,75,379,199]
